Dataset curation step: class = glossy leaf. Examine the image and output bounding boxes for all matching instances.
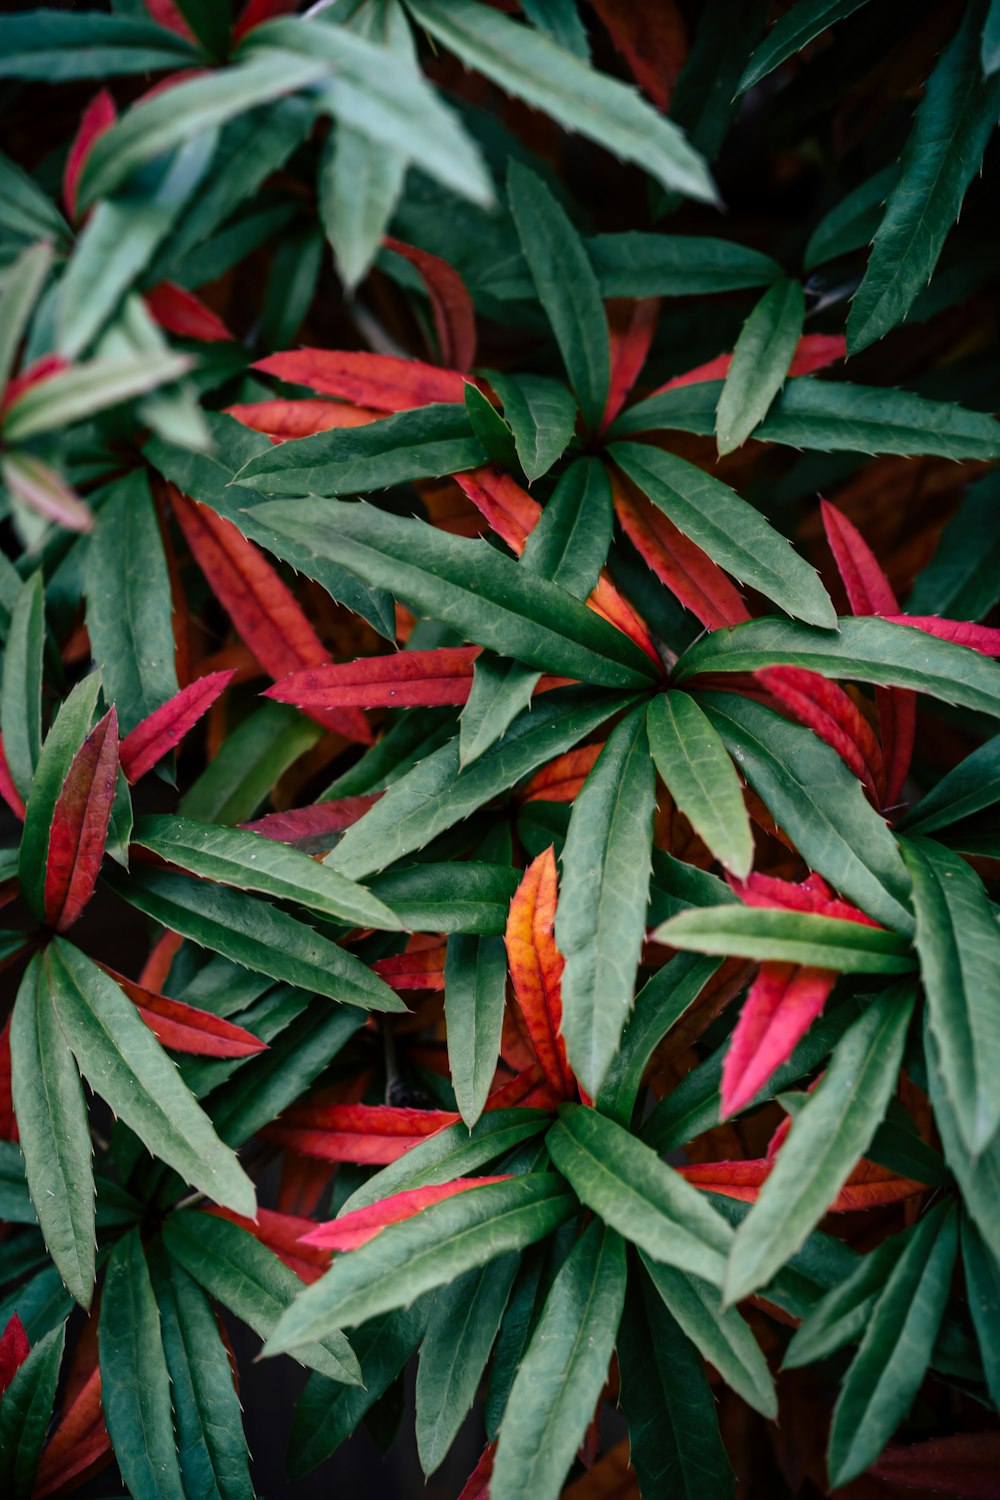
[738,0,873,91]
[647,691,753,877]
[43,706,118,933]
[445,934,508,1127]
[716,278,804,454]
[0,1324,65,1500]
[119,670,234,783]
[486,371,578,482]
[505,847,574,1099]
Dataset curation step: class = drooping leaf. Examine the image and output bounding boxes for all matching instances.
[724,984,915,1303]
[10,957,94,1308]
[45,939,256,1217]
[555,706,655,1096]
[99,1231,185,1500]
[491,1220,626,1500]
[546,1103,734,1285]
[847,6,1000,352]
[647,691,753,876]
[827,1202,957,1487]
[610,441,837,628]
[716,278,804,454]
[106,864,403,1012]
[0,239,53,393]
[925,1021,1000,1264]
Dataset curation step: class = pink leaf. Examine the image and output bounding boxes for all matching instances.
[729,870,879,927]
[64,89,116,221]
[145,281,233,342]
[0,1018,17,1141]
[143,0,196,40]
[383,237,477,372]
[253,349,468,412]
[301,1176,512,1251]
[1,453,94,534]
[0,1313,29,1396]
[44,707,119,932]
[119,669,234,783]
[600,297,659,432]
[721,962,837,1118]
[881,614,1000,656]
[265,647,481,710]
[757,664,886,803]
[232,0,299,41]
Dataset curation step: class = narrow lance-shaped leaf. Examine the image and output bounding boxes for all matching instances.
[901,837,1000,1156]
[0,573,44,803]
[737,0,873,92]
[555,706,655,1097]
[961,1215,1000,1410]
[445,935,508,1128]
[10,957,94,1308]
[505,848,574,1099]
[19,674,102,922]
[716,278,804,454]
[647,691,753,877]
[0,1323,66,1500]
[656,904,913,972]
[723,984,915,1304]
[485,371,578,483]
[491,1221,626,1500]
[119,669,234,783]
[43,707,118,933]
[0,239,52,393]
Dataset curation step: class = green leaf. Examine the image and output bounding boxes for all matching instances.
[521,0,589,55]
[0,1323,65,1500]
[83,471,178,736]
[99,1231,185,1500]
[618,1267,733,1500]
[523,456,613,595]
[611,375,1000,459]
[610,442,836,628]
[327,688,637,880]
[464,383,519,472]
[415,1252,518,1474]
[668,0,770,166]
[460,656,539,770]
[3,351,190,442]
[724,985,915,1303]
[901,837,1000,1154]
[783,1235,905,1371]
[925,1021,1000,1262]
[245,18,494,209]
[546,1103,735,1285]
[0,11,201,80]
[716,278,805,454]
[289,1302,432,1478]
[337,1108,552,1217]
[405,0,717,202]
[264,1175,575,1353]
[492,1221,625,1500]
[590,230,780,297]
[1,572,44,802]
[106,865,403,1013]
[252,495,654,687]
[555,706,655,1096]
[162,1210,362,1384]
[647,691,753,877]
[901,732,1000,835]
[322,124,405,293]
[46,939,256,1216]
[445,934,508,1127]
[985,0,1000,73]
[148,1243,254,1500]
[847,6,1000,352]
[641,1256,777,1418]
[486,371,578,481]
[179,702,322,825]
[699,692,915,934]
[803,163,898,270]
[737,0,873,93]
[827,1202,957,1487]
[961,1214,1000,1410]
[507,162,608,430]
[655,904,914,971]
[0,239,51,393]
[131,813,399,930]
[0,152,68,244]
[596,952,720,1126]
[365,861,517,935]
[907,469,1000,620]
[10,956,94,1308]
[18,672,102,920]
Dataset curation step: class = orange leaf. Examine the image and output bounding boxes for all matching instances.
[33,1365,111,1500]
[373,944,448,991]
[505,849,575,1098]
[601,298,660,432]
[384,237,477,371]
[520,743,605,803]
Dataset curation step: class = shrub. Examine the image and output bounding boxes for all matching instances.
[1,2,1000,1496]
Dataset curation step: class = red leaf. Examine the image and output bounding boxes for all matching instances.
[384,237,477,372]
[881,614,1000,656]
[730,870,879,927]
[145,281,233,342]
[143,0,196,39]
[301,1176,512,1251]
[678,1156,925,1211]
[226,397,382,440]
[505,849,574,1098]
[720,962,837,1118]
[43,707,119,933]
[601,298,660,433]
[253,349,468,412]
[98,964,266,1058]
[373,944,448,991]
[0,734,25,820]
[203,1206,330,1282]
[263,1103,459,1164]
[757,664,886,803]
[485,1061,564,1112]
[64,89,116,221]
[870,1433,1000,1497]
[265,647,481,710]
[169,487,372,743]
[0,1313,29,1396]
[232,0,298,41]
[650,334,847,397]
[239,795,380,847]
[611,469,750,629]
[520,743,604,803]
[591,0,686,110]
[33,1365,111,1500]
[119,669,234,782]
[458,1443,496,1500]
[139,929,183,990]
[587,572,660,663]
[1,354,71,413]
[0,1018,17,1141]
